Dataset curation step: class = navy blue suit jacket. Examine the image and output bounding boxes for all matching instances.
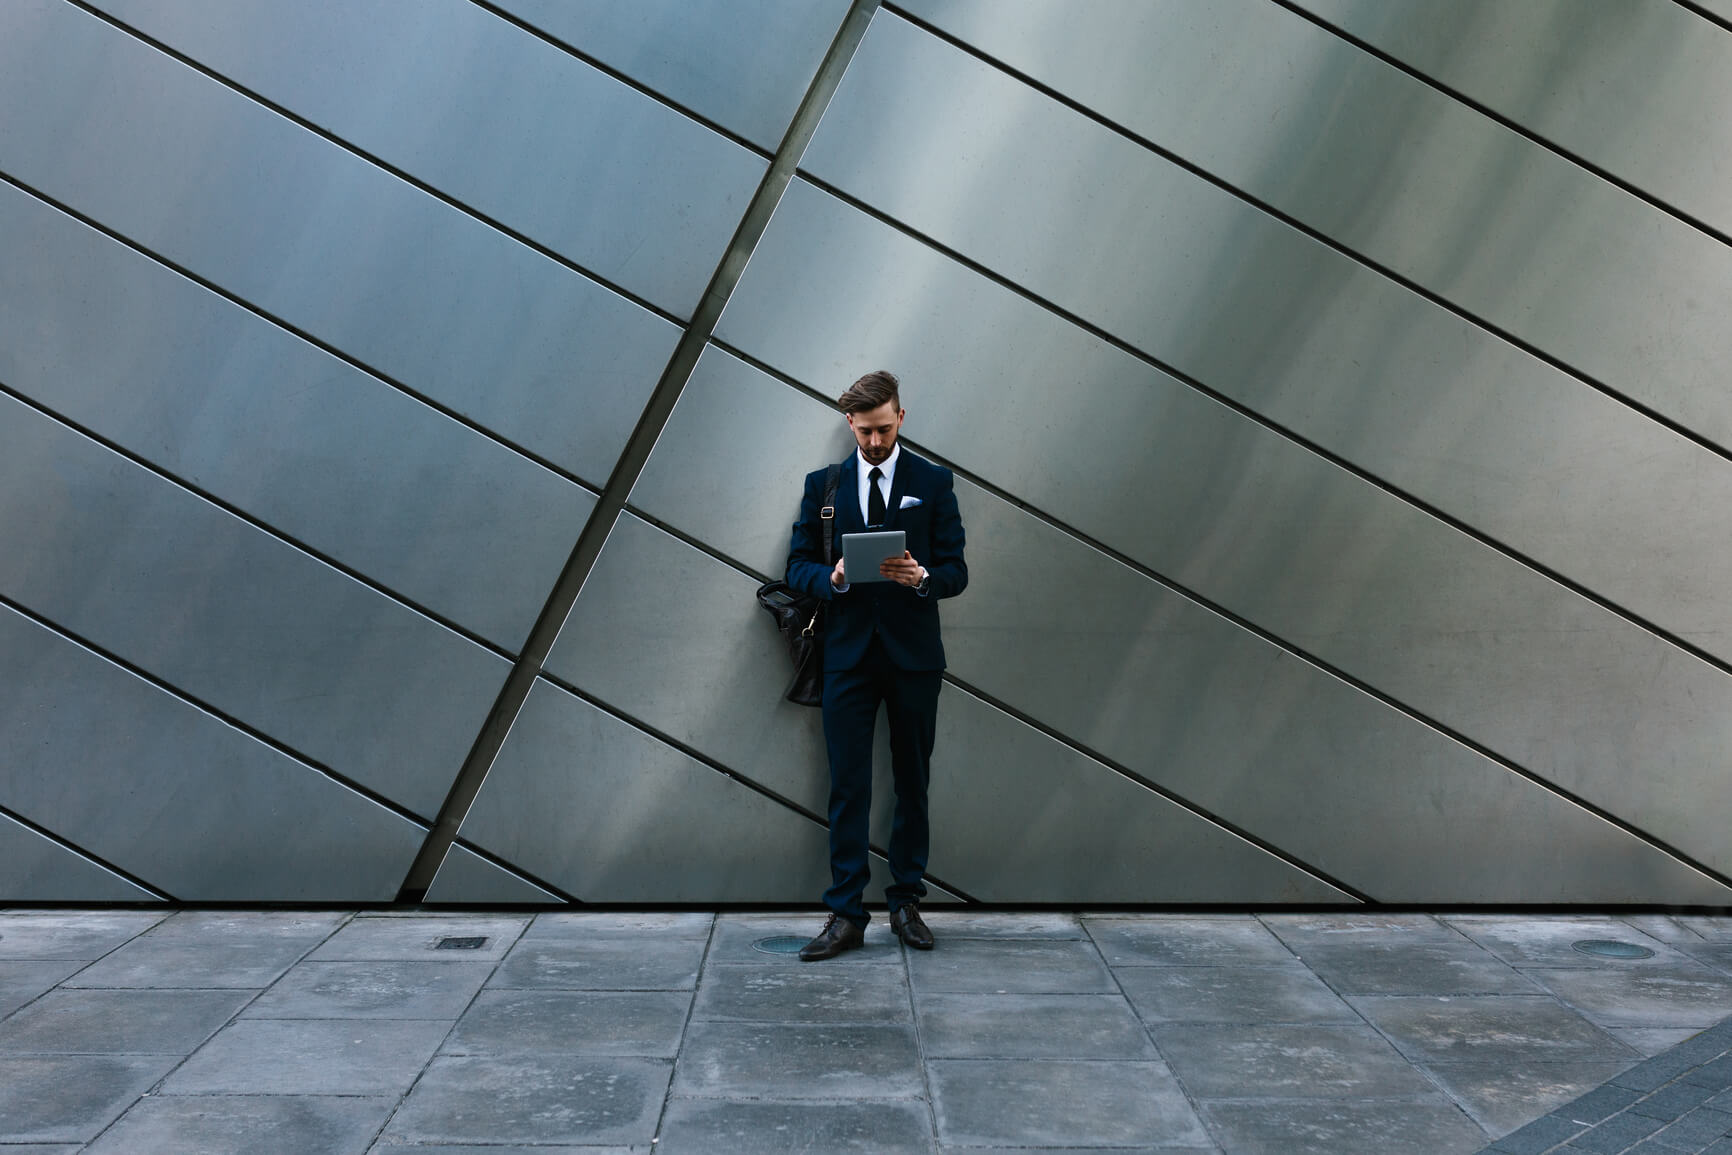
[786,451,967,672]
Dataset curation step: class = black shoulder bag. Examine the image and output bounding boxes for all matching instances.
[755,464,841,707]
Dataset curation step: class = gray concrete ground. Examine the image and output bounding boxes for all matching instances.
[2,910,1732,1153]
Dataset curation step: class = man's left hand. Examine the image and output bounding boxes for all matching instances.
[881,550,925,587]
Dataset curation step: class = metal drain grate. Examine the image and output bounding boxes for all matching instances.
[752,935,809,956]
[1572,939,1655,960]
[435,936,489,951]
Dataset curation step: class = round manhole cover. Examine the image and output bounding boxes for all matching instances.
[752,935,809,956]
[1572,939,1655,960]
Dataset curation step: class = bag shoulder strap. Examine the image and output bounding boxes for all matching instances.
[820,463,842,565]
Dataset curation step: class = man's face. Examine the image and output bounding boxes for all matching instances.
[847,399,904,466]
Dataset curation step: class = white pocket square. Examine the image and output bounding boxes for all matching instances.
[899,496,923,509]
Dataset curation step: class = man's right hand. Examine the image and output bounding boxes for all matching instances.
[831,558,847,589]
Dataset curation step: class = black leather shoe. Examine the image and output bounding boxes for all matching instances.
[890,903,934,950]
[799,913,865,961]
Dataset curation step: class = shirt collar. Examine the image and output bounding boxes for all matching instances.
[858,442,901,482]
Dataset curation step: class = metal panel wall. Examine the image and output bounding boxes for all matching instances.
[2,0,1727,903]
[0,181,593,651]
[92,0,768,317]
[0,607,425,901]
[1289,0,1732,235]
[0,0,677,484]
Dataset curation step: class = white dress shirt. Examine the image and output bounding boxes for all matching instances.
[857,443,899,525]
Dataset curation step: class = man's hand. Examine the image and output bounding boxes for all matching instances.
[881,550,925,587]
[831,558,847,588]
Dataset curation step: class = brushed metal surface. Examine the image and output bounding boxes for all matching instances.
[0,814,157,903]
[547,507,1346,901]
[458,679,835,902]
[620,349,1732,901]
[424,844,563,905]
[494,0,851,150]
[0,394,508,819]
[0,181,594,652]
[722,182,1732,659]
[806,9,1732,451]
[1291,0,1732,236]
[0,0,677,485]
[0,605,427,900]
[93,0,767,318]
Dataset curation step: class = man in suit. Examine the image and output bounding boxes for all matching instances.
[785,371,968,961]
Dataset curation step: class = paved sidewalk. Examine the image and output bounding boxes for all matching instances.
[2,910,1732,1152]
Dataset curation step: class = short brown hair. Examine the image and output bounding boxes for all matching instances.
[838,370,900,415]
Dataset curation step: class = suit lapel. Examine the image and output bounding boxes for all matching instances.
[885,450,917,529]
[836,455,864,534]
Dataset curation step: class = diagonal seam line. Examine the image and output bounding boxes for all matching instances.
[0,590,440,836]
[0,379,521,662]
[0,802,174,902]
[394,0,884,902]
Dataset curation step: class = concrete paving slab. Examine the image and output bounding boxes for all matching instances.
[1351,996,1635,1065]
[1296,943,1542,996]
[936,1149,1216,1155]
[0,988,251,1053]
[1425,1060,1632,1136]
[693,962,911,1024]
[915,992,1155,1059]
[1154,1023,1436,1099]
[1086,916,1294,966]
[1116,963,1358,1025]
[520,911,715,940]
[0,1054,177,1143]
[919,911,1083,939]
[1620,915,1707,945]
[1682,942,1732,978]
[1677,918,1732,942]
[243,959,493,1019]
[1444,916,1681,969]
[64,911,346,988]
[673,1021,923,1099]
[162,1018,450,1095]
[490,937,707,990]
[655,1098,933,1154]
[0,960,82,1018]
[444,989,691,1058]
[1260,913,1464,949]
[1200,1095,1486,1154]
[907,938,1115,994]
[84,1093,395,1155]
[929,1058,1209,1148]
[380,1054,670,1146]
[708,914,895,964]
[1527,962,1732,1028]
[0,912,165,960]
[0,1146,81,1154]
[307,915,528,961]
[1612,1026,1706,1057]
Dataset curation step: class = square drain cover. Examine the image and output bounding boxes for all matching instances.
[435,936,489,951]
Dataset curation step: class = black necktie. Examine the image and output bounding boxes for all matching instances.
[868,466,886,526]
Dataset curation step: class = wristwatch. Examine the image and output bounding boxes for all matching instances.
[915,566,930,593]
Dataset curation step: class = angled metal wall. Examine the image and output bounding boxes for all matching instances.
[2,0,1728,906]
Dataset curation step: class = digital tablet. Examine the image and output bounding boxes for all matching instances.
[840,530,906,584]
